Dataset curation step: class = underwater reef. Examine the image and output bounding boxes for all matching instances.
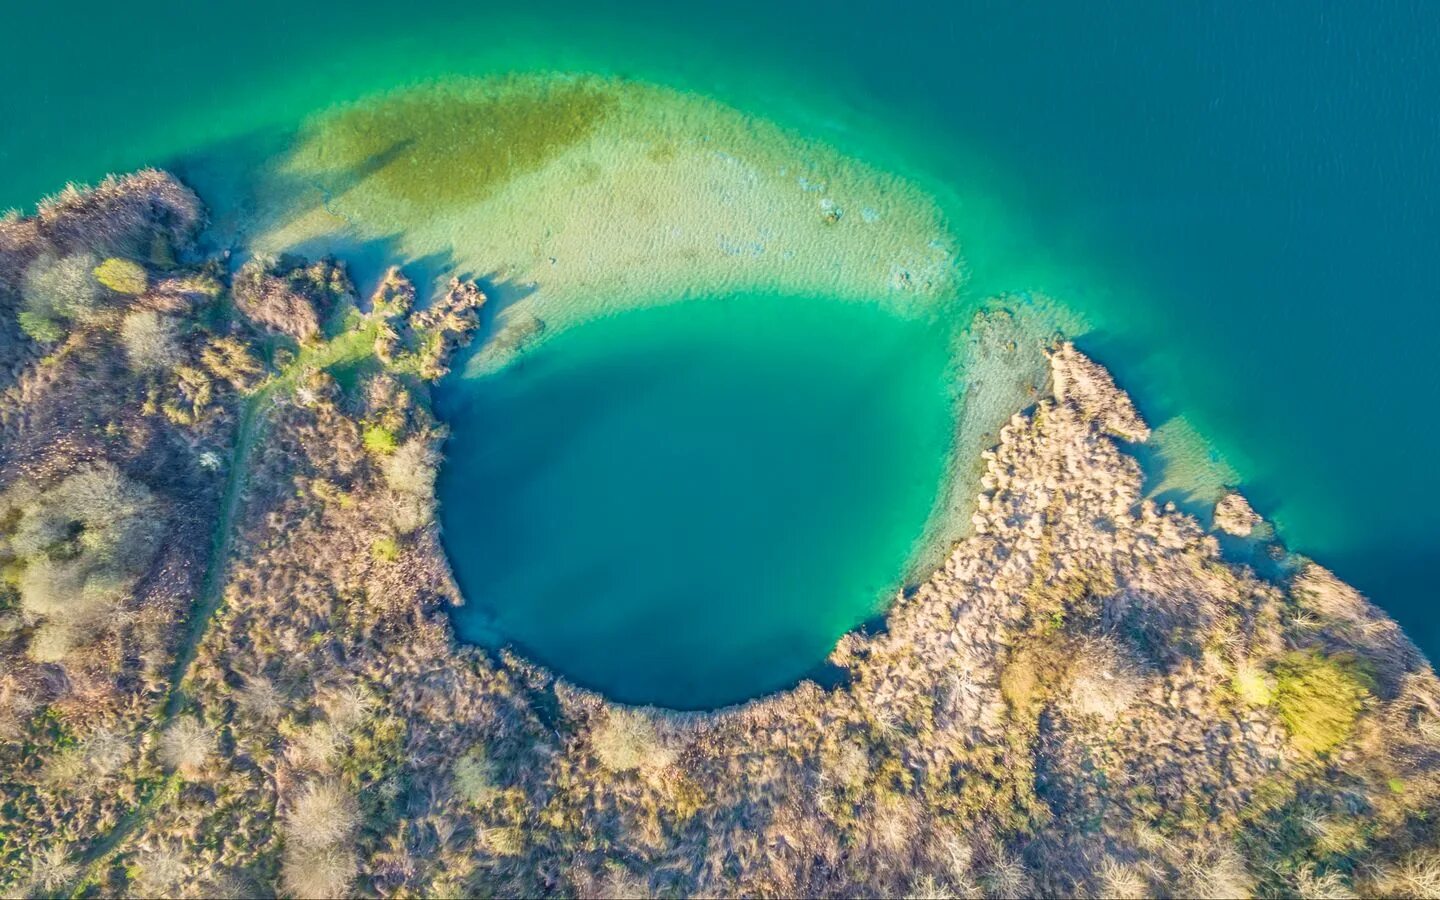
[0,173,1437,899]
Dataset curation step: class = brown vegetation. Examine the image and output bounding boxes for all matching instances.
[1,171,1437,900]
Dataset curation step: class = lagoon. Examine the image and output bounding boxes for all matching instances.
[436,294,956,708]
[3,0,1436,667]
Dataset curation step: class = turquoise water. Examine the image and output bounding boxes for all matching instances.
[436,295,956,708]
[2,2,1437,665]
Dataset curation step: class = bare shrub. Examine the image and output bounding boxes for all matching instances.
[828,739,870,789]
[235,674,285,723]
[383,438,438,534]
[28,844,78,894]
[129,845,187,898]
[281,843,358,899]
[977,851,1032,899]
[283,780,359,851]
[83,728,134,780]
[595,862,652,900]
[592,708,675,775]
[0,682,38,741]
[1183,844,1255,900]
[1064,635,1144,721]
[285,721,345,771]
[319,684,372,732]
[904,874,959,900]
[8,463,164,648]
[28,619,79,663]
[1098,857,1150,900]
[1292,865,1358,900]
[23,252,102,325]
[158,716,212,775]
[1369,849,1440,899]
[281,780,360,898]
[121,310,181,371]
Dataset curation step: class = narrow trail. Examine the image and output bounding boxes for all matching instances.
[163,388,270,718]
[68,322,380,895]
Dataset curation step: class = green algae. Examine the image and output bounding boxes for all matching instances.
[313,77,617,209]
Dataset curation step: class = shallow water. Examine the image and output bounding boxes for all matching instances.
[3,1,1436,667]
[436,294,957,708]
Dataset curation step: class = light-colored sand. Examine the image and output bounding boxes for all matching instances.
[244,76,962,371]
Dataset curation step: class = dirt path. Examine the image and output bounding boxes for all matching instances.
[68,323,380,894]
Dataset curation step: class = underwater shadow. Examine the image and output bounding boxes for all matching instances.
[163,124,417,266]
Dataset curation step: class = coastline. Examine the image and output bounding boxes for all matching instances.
[4,170,1437,897]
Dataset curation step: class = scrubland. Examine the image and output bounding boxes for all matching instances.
[0,174,1436,899]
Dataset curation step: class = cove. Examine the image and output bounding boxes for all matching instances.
[435,293,957,709]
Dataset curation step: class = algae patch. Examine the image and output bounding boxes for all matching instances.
[311,78,616,209]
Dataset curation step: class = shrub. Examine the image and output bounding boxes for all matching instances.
[371,536,400,563]
[7,464,164,647]
[452,747,500,805]
[284,780,360,851]
[93,257,148,294]
[1272,651,1373,755]
[158,716,213,774]
[17,308,65,343]
[232,256,351,342]
[1231,660,1276,707]
[23,252,102,323]
[200,336,266,390]
[363,424,399,456]
[592,708,675,775]
[282,844,358,899]
[120,310,181,371]
[1000,647,1043,717]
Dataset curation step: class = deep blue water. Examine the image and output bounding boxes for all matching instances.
[2,1,1436,656]
[436,295,956,708]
